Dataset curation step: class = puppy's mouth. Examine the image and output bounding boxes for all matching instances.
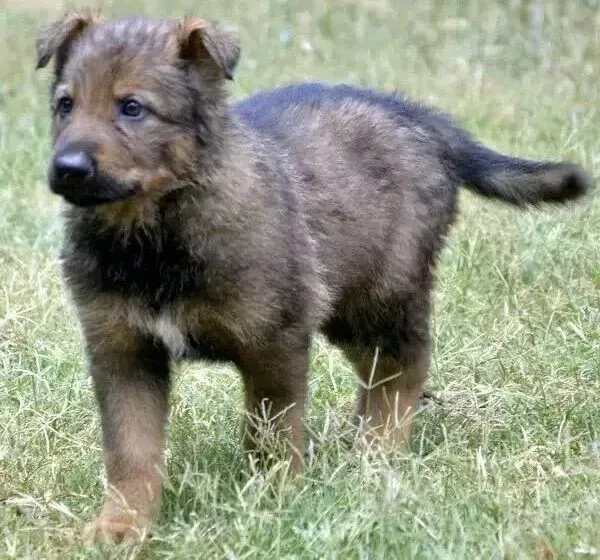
[50,170,140,207]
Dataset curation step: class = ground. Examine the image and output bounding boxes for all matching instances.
[0,0,599,558]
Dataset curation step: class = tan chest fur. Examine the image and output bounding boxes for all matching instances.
[127,307,189,359]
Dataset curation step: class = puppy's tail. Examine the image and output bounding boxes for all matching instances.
[449,139,592,206]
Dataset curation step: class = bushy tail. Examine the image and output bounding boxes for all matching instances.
[450,140,592,206]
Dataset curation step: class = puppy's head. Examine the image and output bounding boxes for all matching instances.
[37,12,240,207]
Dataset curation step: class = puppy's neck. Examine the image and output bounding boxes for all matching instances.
[64,187,186,245]
[91,191,165,233]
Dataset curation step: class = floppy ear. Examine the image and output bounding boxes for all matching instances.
[36,10,100,72]
[179,17,241,80]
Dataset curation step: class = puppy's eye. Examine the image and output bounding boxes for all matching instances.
[119,99,146,119]
[57,96,73,117]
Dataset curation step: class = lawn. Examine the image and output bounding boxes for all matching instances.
[0,0,599,558]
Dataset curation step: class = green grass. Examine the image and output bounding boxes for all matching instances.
[1,0,600,557]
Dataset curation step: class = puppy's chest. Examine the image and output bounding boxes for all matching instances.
[142,312,189,359]
[73,219,207,310]
[131,308,236,363]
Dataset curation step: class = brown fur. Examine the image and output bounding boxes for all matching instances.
[36,12,591,541]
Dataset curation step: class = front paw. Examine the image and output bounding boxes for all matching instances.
[83,513,150,544]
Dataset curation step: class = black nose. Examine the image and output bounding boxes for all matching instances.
[53,150,95,183]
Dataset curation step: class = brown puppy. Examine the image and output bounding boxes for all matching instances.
[36,11,591,541]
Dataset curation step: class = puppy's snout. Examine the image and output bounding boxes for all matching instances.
[49,148,109,206]
[53,150,96,186]
[48,145,137,207]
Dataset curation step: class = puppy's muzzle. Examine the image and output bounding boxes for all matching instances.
[53,149,96,184]
[49,147,136,207]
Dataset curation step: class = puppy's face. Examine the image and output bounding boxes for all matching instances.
[37,12,240,207]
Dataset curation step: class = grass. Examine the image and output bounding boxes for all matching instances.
[1,0,599,557]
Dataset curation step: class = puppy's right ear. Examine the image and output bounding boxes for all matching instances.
[36,10,101,73]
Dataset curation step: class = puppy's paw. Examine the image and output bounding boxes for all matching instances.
[83,513,150,545]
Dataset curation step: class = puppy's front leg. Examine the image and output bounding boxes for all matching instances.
[239,338,309,472]
[83,323,170,542]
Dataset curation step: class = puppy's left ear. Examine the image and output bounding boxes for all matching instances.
[179,17,241,80]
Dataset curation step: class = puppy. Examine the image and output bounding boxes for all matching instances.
[36,11,591,541]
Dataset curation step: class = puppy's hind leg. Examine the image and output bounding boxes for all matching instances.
[348,343,429,451]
